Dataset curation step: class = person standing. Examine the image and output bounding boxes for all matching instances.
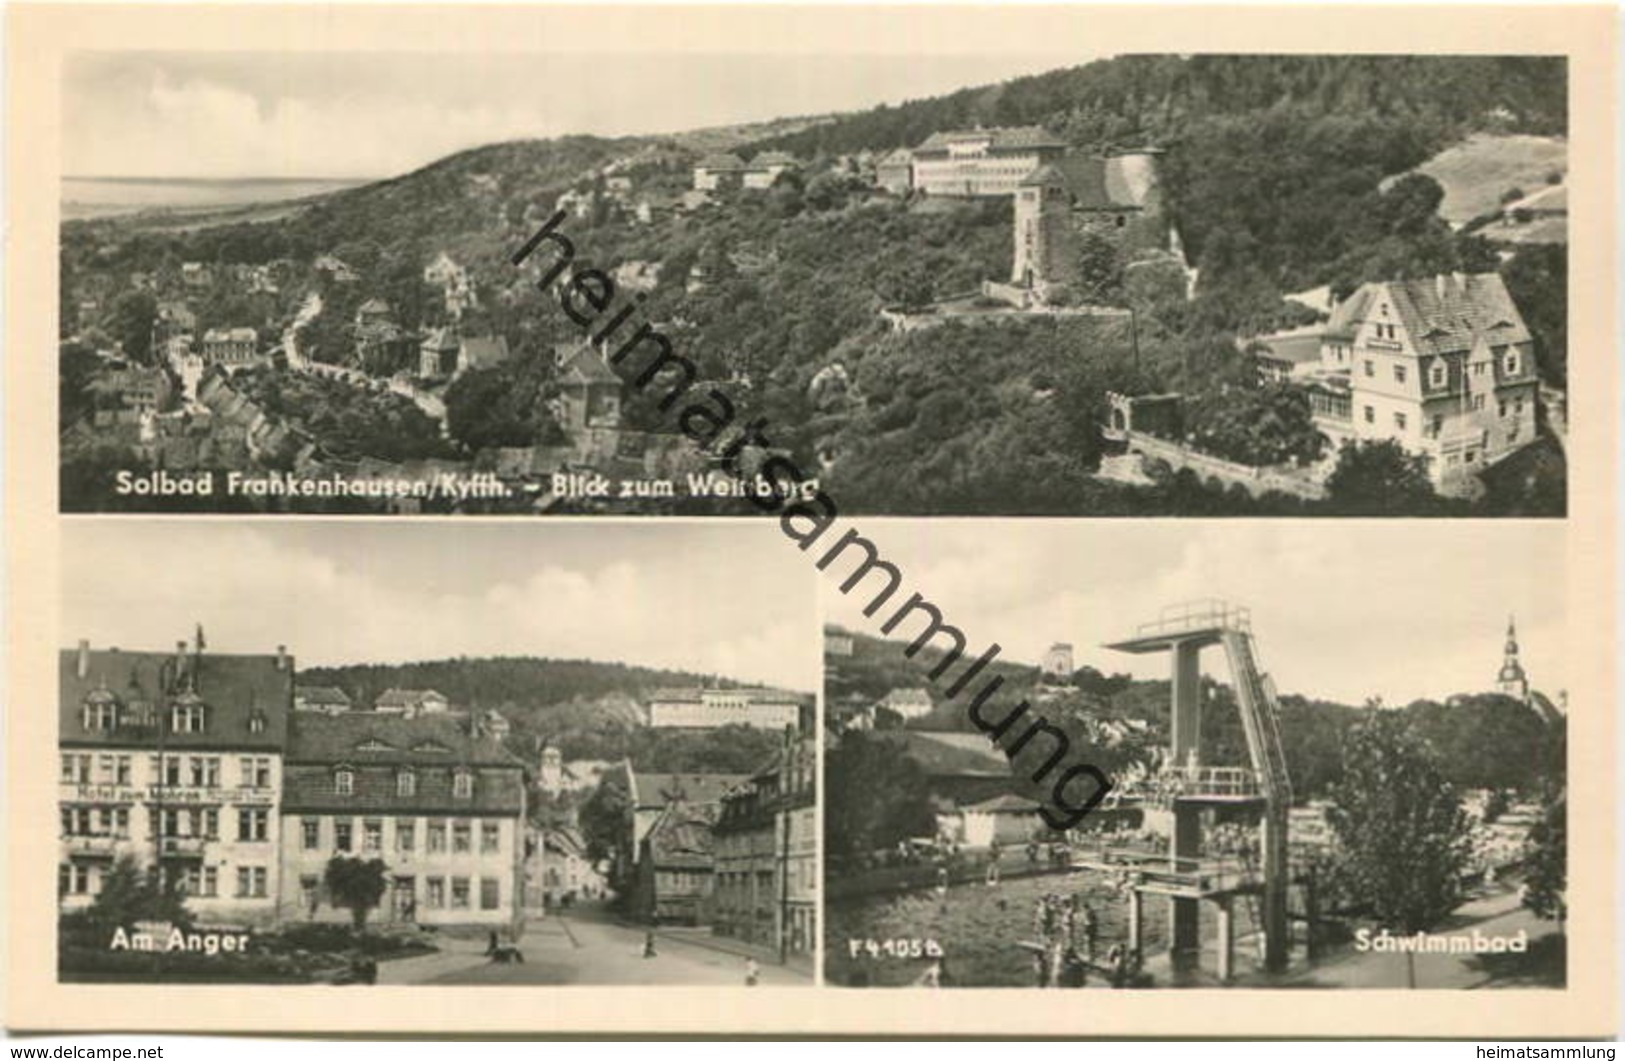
[744,957,760,986]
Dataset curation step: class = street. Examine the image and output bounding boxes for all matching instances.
[381,902,812,986]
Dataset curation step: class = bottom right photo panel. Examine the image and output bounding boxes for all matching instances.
[821,520,1567,990]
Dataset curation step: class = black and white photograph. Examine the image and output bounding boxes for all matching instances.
[822,521,1568,989]
[56,520,817,986]
[59,51,1568,517]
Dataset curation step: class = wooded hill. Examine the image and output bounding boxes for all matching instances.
[297,656,803,775]
[828,627,1566,803]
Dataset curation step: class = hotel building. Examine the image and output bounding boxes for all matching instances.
[58,638,292,926]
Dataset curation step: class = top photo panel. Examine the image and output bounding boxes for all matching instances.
[60,52,1569,518]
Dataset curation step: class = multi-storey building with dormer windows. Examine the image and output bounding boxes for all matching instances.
[58,636,292,926]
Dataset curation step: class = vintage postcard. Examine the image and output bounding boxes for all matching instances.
[5,1,1618,1041]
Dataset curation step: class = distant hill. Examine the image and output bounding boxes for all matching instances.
[831,628,1564,800]
[1389,133,1567,225]
[296,655,803,774]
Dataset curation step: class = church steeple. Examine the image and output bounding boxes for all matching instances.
[1497,615,1529,702]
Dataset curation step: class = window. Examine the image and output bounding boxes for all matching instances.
[112,807,130,837]
[427,821,447,854]
[113,755,131,785]
[397,769,417,798]
[1429,362,1447,388]
[1393,365,1407,384]
[453,770,473,799]
[159,808,183,838]
[301,818,320,851]
[1362,405,1374,424]
[191,757,220,788]
[170,703,206,734]
[334,768,354,796]
[1429,415,1444,438]
[299,875,320,911]
[335,819,353,852]
[247,710,267,735]
[453,820,472,854]
[82,698,119,733]
[1393,412,1407,432]
[363,819,383,852]
[480,878,500,911]
[1472,395,1487,412]
[451,877,470,909]
[163,756,182,787]
[241,757,271,789]
[235,866,268,898]
[1504,350,1520,376]
[60,863,94,896]
[61,754,91,784]
[397,821,416,854]
[481,822,501,854]
[198,807,219,839]
[238,808,269,842]
[425,878,445,909]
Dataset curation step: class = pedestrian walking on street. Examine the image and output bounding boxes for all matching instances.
[643,930,658,959]
[744,957,760,986]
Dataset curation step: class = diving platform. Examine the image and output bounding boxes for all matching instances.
[1091,600,1296,979]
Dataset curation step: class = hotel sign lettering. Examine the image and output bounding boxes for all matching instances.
[68,784,275,806]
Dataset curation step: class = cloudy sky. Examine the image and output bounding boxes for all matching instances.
[824,521,1567,708]
[64,50,1080,180]
[62,521,817,691]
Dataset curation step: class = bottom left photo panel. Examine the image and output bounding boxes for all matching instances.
[54,519,819,986]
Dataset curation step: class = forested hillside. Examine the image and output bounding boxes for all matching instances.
[830,629,1565,803]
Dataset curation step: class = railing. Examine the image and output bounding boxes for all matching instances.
[1155,765,1261,801]
[1133,599,1252,639]
[63,834,125,855]
[158,836,208,857]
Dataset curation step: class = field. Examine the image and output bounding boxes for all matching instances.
[1391,133,1567,224]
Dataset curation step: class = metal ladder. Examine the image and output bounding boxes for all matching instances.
[1220,629,1293,806]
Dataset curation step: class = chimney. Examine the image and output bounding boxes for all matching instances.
[77,639,90,679]
[1435,273,1447,301]
[276,645,288,671]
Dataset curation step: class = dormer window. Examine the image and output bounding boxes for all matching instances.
[82,696,119,733]
[335,768,355,796]
[170,702,206,734]
[453,769,473,799]
[397,769,417,798]
[1503,350,1520,376]
[247,709,267,735]
[1429,362,1447,389]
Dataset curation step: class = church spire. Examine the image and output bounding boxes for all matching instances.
[1497,614,1529,703]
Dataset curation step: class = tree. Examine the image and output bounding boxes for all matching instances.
[75,856,192,940]
[323,856,389,928]
[578,778,633,901]
[1522,791,1566,928]
[1075,230,1126,305]
[824,731,937,862]
[1327,713,1472,983]
[108,291,158,364]
[1324,440,1439,515]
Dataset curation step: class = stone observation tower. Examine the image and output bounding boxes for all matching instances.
[1042,642,1075,680]
[1101,601,1293,978]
